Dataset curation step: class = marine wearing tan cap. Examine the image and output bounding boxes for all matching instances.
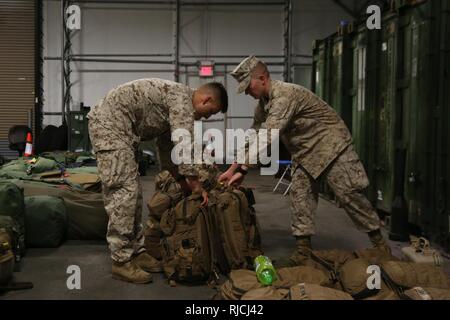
[220,56,390,267]
[230,55,261,94]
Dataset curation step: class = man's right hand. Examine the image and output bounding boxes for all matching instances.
[218,163,239,184]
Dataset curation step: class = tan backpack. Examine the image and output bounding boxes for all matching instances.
[144,171,184,260]
[146,170,183,220]
[159,181,263,284]
[208,186,262,273]
[161,193,217,284]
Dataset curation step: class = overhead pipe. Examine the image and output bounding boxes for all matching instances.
[70,58,174,64]
[70,53,173,57]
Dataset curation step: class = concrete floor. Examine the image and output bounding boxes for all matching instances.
[2,169,449,300]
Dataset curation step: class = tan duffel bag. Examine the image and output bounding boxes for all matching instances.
[218,266,332,300]
[288,283,353,300]
[403,287,450,300]
[339,258,391,299]
[241,286,289,300]
[219,269,262,300]
[381,261,450,291]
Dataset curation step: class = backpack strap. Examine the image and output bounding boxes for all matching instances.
[380,266,405,299]
[200,206,221,286]
[309,249,339,283]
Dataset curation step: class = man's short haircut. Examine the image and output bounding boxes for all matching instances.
[203,82,229,113]
[252,61,269,78]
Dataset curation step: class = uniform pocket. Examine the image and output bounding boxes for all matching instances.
[341,146,369,191]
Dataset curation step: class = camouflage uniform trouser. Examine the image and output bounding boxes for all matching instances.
[89,121,145,263]
[290,144,381,237]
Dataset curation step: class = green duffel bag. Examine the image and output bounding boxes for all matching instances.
[24,196,68,248]
[11,179,107,240]
[0,181,25,255]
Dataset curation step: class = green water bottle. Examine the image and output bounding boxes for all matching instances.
[254,255,277,286]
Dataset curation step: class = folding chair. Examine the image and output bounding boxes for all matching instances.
[273,160,292,196]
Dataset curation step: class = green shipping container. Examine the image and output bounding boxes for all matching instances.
[369,11,399,214]
[435,0,450,250]
[329,30,353,129]
[349,23,380,204]
[398,1,440,235]
[312,39,330,101]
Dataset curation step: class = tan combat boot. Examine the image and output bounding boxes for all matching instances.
[368,229,392,254]
[112,260,153,284]
[132,252,163,273]
[274,236,312,268]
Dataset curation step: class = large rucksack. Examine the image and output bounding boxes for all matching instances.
[144,171,184,260]
[208,186,262,273]
[161,193,216,284]
[160,185,263,285]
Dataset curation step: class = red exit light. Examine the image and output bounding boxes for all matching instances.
[199,61,214,77]
[200,65,213,77]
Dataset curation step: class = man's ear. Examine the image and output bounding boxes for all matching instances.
[203,96,212,105]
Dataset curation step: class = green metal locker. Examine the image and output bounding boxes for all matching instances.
[398,1,439,236]
[329,29,353,130]
[435,0,450,250]
[371,11,399,214]
[349,23,380,204]
[312,39,331,101]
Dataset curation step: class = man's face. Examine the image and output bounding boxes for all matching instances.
[193,97,222,120]
[245,74,267,99]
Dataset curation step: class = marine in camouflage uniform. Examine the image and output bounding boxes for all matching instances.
[228,56,387,261]
[88,78,225,268]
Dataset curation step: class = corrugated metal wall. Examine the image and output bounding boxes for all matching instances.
[0,0,36,158]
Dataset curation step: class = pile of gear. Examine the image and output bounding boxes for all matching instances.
[213,242,450,301]
[0,152,109,291]
[144,170,263,286]
[143,170,450,300]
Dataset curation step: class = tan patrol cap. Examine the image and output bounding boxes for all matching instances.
[230,55,261,94]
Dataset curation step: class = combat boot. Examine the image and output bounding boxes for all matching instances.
[132,252,163,273]
[368,229,392,254]
[274,236,312,268]
[112,260,153,284]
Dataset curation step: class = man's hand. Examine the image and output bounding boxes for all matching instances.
[228,172,245,187]
[200,189,209,207]
[186,176,208,207]
[218,163,239,184]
